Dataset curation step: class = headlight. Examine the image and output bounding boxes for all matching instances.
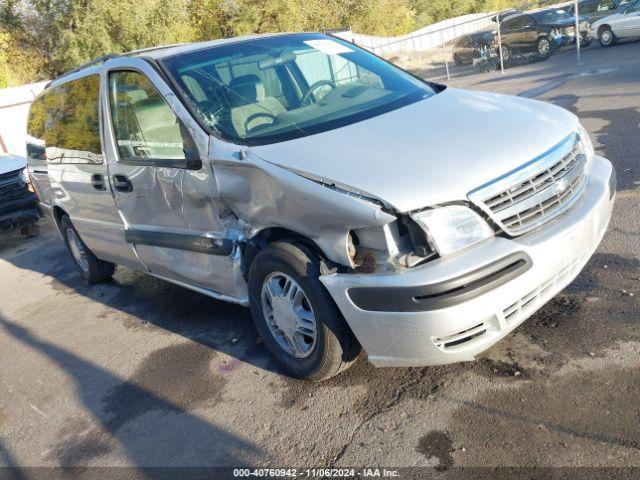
[577,125,595,163]
[20,168,30,184]
[20,168,35,193]
[411,205,494,257]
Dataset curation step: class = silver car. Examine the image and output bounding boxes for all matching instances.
[591,0,640,45]
[27,33,615,380]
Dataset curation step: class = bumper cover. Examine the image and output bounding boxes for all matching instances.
[320,156,615,367]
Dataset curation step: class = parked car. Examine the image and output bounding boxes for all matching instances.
[0,153,40,234]
[499,9,591,61]
[564,0,634,24]
[590,0,640,45]
[27,33,615,380]
[453,30,496,66]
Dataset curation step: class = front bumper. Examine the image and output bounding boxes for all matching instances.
[320,156,615,367]
[0,194,41,232]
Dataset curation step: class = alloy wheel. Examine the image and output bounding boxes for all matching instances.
[66,227,90,272]
[538,38,550,56]
[261,272,317,358]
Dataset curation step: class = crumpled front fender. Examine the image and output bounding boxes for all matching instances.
[212,154,396,267]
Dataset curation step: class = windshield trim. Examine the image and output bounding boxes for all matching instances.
[156,33,443,147]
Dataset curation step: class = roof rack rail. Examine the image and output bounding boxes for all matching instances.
[121,43,186,57]
[48,53,120,86]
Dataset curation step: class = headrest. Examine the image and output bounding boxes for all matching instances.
[228,75,265,107]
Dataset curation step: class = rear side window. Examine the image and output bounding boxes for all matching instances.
[108,70,190,161]
[26,95,47,162]
[33,75,103,164]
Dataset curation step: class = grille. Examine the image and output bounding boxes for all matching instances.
[0,169,34,215]
[433,322,486,350]
[503,253,587,325]
[468,134,588,236]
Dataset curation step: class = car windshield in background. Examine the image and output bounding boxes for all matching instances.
[532,10,573,23]
[160,34,435,145]
[624,0,640,11]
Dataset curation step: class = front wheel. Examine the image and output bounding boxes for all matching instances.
[598,27,615,47]
[537,36,551,58]
[60,215,115,283]
[248,241,359,381]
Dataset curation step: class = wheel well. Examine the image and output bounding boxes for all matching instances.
[52,206,67,229]
[598,24,612,34]
[241,228,330,279]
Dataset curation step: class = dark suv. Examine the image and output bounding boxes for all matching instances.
[452,30,496,66]
[499,9,591,61]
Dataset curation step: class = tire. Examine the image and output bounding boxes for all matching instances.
[248,241,359,381]
[598,26,615,47]
[536,36,551,59]
[60,215,115,284]
[500,45,512,64]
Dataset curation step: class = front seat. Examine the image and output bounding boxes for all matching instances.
[227,75,285,137]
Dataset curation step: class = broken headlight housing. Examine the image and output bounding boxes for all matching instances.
[411,205,494,257]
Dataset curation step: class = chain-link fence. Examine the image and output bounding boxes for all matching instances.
[346,0,640,81]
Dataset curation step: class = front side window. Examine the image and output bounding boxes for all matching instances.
[160,34,435,145]
[36,75,102,164]
[109,71,190,161]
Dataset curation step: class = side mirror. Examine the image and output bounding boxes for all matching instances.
[185,158,203,170]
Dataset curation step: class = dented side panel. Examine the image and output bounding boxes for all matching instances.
[210,143,397,268]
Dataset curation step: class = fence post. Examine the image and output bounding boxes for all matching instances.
[440,30,450,80]
[574,0,582,64]
[496,12,505,74]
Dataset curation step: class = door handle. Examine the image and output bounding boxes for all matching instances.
[91,173,106,191]
[112,174,133,192]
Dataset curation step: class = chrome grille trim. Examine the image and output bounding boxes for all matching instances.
[468,134,588,236]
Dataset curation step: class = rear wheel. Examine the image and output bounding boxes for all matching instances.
[248,241,359,381]
[60,215,115,283]
[598,26,615,47]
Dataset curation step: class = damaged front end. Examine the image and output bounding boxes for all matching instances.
[210,147,434,276]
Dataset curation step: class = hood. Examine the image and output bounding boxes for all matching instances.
[592,13,625,27]
[0,154,27,176]
[251,88,579,213]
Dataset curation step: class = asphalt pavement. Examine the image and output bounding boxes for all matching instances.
[0,40,639,475]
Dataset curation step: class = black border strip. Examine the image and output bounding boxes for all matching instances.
[125,230,234,256]
[348,252,532,312]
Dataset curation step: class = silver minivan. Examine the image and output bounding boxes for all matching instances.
[27,33,615,380]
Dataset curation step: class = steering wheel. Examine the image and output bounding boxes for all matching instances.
[300,80,336,106]
[244,111,278,134]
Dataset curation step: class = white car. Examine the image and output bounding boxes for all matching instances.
[591,0,640,46]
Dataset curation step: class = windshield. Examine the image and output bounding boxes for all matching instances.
[160,34,435,145]
[532,9,573,23]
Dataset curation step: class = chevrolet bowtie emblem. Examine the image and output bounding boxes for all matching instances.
[554,178,569,195]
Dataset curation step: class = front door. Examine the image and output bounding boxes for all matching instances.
[102,61,242,298]
[620,2,640,36]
